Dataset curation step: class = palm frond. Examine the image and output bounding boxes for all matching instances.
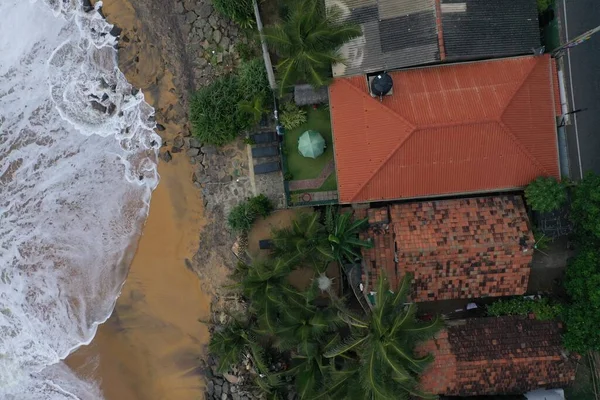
[323,335,367,358]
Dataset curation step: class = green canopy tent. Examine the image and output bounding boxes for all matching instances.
[298,130,325,159]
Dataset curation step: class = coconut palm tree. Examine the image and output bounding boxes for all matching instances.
[209,316,255,373]
[324,274,443,400]
[263,0,361,95]
[240,257,306,332]
[271,211,333,270]
[325,206,372,266]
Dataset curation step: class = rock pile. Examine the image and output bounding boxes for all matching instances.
[174,0,248,87]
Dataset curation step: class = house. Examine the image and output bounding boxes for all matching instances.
[329,55,561,204]
[327,0,541,77]
[416,316,578,396]
[357,195,533,301]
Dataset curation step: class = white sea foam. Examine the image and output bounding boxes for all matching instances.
[0,0,160,398]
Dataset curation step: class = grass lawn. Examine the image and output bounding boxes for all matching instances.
[283,106,335,181]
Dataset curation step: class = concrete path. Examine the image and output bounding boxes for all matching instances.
[288,160,335,191]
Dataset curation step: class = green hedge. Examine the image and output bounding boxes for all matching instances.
[487,297,562,321]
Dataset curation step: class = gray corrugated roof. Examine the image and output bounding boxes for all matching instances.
[327,0,540,77]
[329,0,439,77]
[441,0,541,60]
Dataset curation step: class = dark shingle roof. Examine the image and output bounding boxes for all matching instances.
[442,0,541,61]
[360,196,534,301]
[293,84,329,106]
[327,0,540,77]
[417,316,578,396]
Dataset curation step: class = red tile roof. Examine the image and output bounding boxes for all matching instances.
[417,316,578,396]
[360,195,534,301]
[329,55,561,203]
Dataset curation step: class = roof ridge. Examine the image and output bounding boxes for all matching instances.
[498,56,551,176]
[338,79,418,202]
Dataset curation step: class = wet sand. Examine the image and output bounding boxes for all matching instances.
[66,0,213,399]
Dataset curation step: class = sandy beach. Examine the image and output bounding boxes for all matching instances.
[66,1,215,398]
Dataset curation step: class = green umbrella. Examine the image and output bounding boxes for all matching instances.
[298,130,325,159]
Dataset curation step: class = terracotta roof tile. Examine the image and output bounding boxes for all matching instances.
[360,195,533,301]
[330,55,560,203]
[417,316,578,396]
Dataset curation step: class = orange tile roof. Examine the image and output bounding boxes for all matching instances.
[329,55,561,203]
[416,316,578,396]
[360,195,534,302]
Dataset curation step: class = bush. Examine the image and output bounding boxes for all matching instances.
[563,248,600,352]
[487,297,562,321]
[235,41,259,62]
[227,195,274,233]
[238,59,270,104]
[525,176,567,213]
[571,172,600,242]
[537,0,552,13]
[190,75,250,146]
[248,194,274,218]
[213,0,255,29]
[280,102,307,130]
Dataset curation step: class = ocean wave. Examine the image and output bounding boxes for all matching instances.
[0,0,159,397]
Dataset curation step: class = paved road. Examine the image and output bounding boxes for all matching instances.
[559,0,600,179]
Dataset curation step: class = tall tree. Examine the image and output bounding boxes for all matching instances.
[325,206,372,266]
[271,212,333,270]
[263,0,361,95]
[240,257,305,332]
[324,274,442,400]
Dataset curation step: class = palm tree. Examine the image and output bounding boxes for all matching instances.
[325,206,372,266]
[263,0,361,95]
[271,211,333,270]
[324,274,443,400]
[240,257,306,332]
[209,316,255,373]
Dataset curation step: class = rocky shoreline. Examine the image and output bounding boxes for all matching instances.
[92,0,269,398]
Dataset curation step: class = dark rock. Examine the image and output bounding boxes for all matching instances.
[221,393,228,400]
[185,11,197,24]
[187,148,200,157]
[107,103,116,115]
[207,380,215,396]
[131,87,140,96]
[171,146,182,153]
[197,4,213,19]
[183,0,196,11]
[162,151,172,162]
[201,145,217,155]
[190,138,202,148]
[101,93,109,102]
[96,6,105,18]
[109,25,122,37]
[215,384,222,397]
[222,382,230,394]
[173,135,185,148]
[90,101,107,113]
[150,140,158,148]
[156,123,166,131]
[82,0,94,12]
[122,35,130,43]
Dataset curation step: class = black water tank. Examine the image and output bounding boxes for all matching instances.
[371,72,393,96]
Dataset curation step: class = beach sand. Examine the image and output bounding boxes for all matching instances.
[66,1,214,399]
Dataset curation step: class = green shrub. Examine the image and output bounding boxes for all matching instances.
[563,248,600,352]
[190,75,250,146]
[227,202,256,233]
[213,0,255,29]
[248,194,274,218]
[525,176,567,213]
[537,0,552,13]
[238,59,270,104]
[280,102,307,130]
[571,172,600,242]
[239,96,268,125]
[487,297,562,321]
[235,41,259,62]
[227,195,274,233]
